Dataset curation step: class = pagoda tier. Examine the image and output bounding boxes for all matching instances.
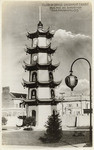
[23,61,60,71]
[22,79,62,88]
[25,45,56,54]
[27,28,54,39]
[22,98,61,105]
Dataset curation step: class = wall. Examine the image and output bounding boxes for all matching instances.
[37,105,52,129]
[62,115,76,127]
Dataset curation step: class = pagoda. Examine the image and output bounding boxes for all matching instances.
[22,8,62,128]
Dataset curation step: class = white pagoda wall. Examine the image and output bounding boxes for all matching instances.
[37,87,51,99]
[37,105,51,128]
[38,37,47,47]
[32,37,51,48]
[38,70,49,81]
[38,53,48,64]
[37,105,57,128]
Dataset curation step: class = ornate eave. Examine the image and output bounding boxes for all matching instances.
[22,98,61,105]
[27,29,54,39]
[25,45,56,54]
[22,79,62,88]
[23,61,59,71]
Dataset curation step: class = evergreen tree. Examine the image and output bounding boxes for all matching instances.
[40,111,62,143]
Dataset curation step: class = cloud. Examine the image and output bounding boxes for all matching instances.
[75,79,89,94]
[56,78,89,98]
[54,29,91,43]
[52,29,91,55]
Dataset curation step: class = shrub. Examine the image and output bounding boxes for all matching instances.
[24,116,35,129]
[17,116,36,129]
[2,117,7,125]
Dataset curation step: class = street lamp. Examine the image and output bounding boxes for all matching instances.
[65,57,92,146]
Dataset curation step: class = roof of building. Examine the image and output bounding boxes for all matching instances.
[11,92,27,99]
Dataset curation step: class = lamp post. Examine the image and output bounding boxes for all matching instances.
[60,92,65,116]
[65,57,92,146]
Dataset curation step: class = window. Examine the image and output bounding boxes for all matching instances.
[70,110,72,114]
[33,55,37,62]
[32,110,36,117]
[77,111,80,115]
[86,103,88,109]
[69,104,72,107]
[49,72,53,81]
[51,89,55,98]
[19,103,21,108]
[31,90,36,99]
[32,72,37,82]
[33,38,38,47]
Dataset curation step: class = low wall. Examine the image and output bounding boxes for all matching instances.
[6,116,23,127]
[62,115,76,127]
[77,115,90,126]
[62,115,90,127]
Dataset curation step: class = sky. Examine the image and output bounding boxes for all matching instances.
[2,1,92,96]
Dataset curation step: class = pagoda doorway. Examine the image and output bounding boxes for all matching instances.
[32,110,36,126]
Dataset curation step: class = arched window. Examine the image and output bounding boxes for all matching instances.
[32,110,36,117]
[32,72,37,82]
[51,89,55,98]
[31,90,36,99]
[49,72,53,81]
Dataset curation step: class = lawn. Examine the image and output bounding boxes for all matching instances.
[2,130,90,147]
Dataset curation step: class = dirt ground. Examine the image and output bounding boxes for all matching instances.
[2,130,90,147]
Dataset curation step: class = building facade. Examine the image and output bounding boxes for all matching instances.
[58,95,90,127]
[2,87,26,127]
[62,95,90,115]
[2,87,90,128]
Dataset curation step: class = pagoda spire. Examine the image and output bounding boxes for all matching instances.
[39,6,42,22]
[38,6,43,29]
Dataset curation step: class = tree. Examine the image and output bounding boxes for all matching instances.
[39,111,62,143]
[2,117,7,125]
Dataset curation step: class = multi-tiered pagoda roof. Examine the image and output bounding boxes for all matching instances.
[22,20,61,105]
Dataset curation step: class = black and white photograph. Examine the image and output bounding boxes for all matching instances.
[1,0,93,149]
